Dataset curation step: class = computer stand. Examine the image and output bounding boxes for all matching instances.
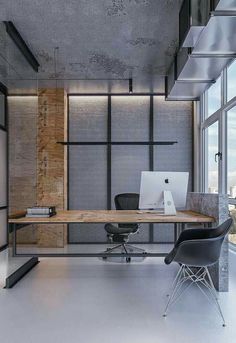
[163,190,176,215]
[138,191,177,215]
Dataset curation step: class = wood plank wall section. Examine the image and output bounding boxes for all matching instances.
[37,88,67,247]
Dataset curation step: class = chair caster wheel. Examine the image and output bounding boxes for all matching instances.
[102,257,107,260]
[223,324,226,327]
[163,314,167,317]
[126,257,131,263]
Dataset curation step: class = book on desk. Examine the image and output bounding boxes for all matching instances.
[26,206,56,218]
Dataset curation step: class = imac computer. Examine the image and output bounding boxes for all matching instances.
[139,171,189,216]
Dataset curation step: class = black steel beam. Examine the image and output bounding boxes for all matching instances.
[4,257,39,288]
[107,96,112,210]
[149,95,154,243]
[0,124,7,132]
[4,21,40,72]
[0,244,8,252]
[0,82,8,95]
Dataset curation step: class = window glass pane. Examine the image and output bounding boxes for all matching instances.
[227,107,236,197]
[227,60,236,102]
[206,121,218,193]
[69,146,107,242]
[111,96,149,141]
[207,77,221,117]
[111,145,149,242]
[69,96,107,142]
[111,145,149,198]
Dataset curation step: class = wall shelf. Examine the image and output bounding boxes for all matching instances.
[57,141,178,146]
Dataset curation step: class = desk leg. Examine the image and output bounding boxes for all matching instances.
[175,223,181,241]
[174,223,178,242]
[4,257,39,289]
[12,223,16,256]
[5,223,39,289]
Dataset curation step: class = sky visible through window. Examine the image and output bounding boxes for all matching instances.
[207,77,221,193]
[207,63,236,195]
[227,107,236,197]
[227,61,236,102]
[207,122,218,193]
[207,77,221,118]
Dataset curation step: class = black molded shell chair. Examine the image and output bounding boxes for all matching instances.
[163,218,233,326]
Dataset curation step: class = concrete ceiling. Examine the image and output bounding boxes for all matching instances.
[0,0,183,93]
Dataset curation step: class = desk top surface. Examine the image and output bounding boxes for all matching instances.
[9,210,215,224]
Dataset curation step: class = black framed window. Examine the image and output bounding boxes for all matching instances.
[67,95,192,244]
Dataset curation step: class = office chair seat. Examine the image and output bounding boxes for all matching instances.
[163,218,233,326]
[104,223,138,235]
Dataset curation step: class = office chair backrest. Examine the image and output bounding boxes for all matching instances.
[115,193,139,229]
[115,193,139,210]
[174,218,233,267]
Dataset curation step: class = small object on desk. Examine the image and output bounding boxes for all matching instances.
[26,206,56,218]
[136,210,167,216]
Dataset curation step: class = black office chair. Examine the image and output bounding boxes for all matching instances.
[163,218,233,326]
[103,193,145,262]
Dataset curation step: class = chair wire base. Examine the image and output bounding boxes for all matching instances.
[163,265,226,327]
[102,243,146,262]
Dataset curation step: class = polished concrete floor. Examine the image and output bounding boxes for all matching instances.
[0,246,236,343]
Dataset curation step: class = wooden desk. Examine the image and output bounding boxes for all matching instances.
[7,210,215,288]
[9,210,214,256]
[9,209,214,224]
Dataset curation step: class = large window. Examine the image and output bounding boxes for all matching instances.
[200,59,236,245]
[68,96,193,244]
[227,107,236,197]
[227,60,236,102]
[206,121,219,193]
[207,76,221,118]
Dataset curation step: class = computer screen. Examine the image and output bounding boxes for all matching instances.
[139,171,189,210]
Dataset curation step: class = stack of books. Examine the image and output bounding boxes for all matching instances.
[26,206,56,218]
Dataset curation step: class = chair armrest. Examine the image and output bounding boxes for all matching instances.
[176,227,217,246]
